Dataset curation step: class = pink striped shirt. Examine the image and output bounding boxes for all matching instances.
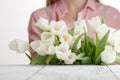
[28,0,120,43]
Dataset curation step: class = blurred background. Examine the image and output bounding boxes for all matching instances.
[0,0,120,65]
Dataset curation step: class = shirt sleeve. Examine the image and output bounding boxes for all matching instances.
[103,5,120,30]
[28,12,41,43]
[113,9,120,30]
[27,6,53,58]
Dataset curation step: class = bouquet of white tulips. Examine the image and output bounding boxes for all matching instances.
[9,16,120,65]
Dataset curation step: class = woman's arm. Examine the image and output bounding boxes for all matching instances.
[28,12,41,43]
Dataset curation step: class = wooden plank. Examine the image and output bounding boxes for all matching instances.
[31,65,118,80]
[0,65,45,80]
[108,65,120,80]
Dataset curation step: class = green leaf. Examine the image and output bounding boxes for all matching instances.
[87,38,96,59]
[81,57,92,64]
[95,30,110,63]
[76,53,85,60]
[89,47,96,61]
[96,33,100,46]
[45,55,55,64]
[83,33,96,57]
[88,37,96,47]
[30,55,48,65]
[84,32,89,55]
[115,55,120,64]
[46,55,61,65]
[68,27,74,36]
[73,60,81,65]
[95,56,101,65]
[54,35,61,46]
[79,42,85,53]
[71,33,84,52]
[101,18,105,24]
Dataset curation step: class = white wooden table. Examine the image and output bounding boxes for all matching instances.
[0,65,120,80]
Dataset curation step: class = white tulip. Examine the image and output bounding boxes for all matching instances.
[59,32,73,45]
[55,42,71,60]
[113,30,120,44]
[114,44,120,53]
[42,42,55,55]
[77,39,82,49]
[109,30,120,45]
[106,30,120,53]
[35,17,51,31]
[74,20,87,36]
[50,20,67,35]
[106,28,115,45]
[97,24,111,40]
[30,40,46,55]
[31,40,55,55]
[41,32,54,43]
[64,53,77,64]
[70,35,82,49]
[9,39,29,53]
[30,40,40,51]
[101,45,116,64]
[88,16,101,33]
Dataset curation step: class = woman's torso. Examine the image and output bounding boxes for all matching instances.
[28,0,120,42]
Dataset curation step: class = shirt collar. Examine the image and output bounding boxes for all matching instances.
[55,0,68,20]
[86,0,96,10]
[56,0,96,20]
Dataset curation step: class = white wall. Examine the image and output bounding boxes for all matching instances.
[0,0,45,65]
[0,0,120,65]
[101,0,120,10]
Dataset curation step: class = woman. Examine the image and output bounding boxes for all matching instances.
[28,0,120,57]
